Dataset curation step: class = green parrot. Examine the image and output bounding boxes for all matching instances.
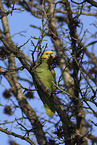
[35,50,56,117]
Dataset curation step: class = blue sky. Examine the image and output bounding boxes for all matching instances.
[0,2,97,145]
[0,6,59,145]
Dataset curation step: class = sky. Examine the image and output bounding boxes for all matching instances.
[0,4,59,145]
[0,6,38,145]
[0,1,97,145]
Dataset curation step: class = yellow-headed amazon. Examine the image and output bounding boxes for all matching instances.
[35,50,56,117]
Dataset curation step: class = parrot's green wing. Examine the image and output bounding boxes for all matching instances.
[35,51,56,117]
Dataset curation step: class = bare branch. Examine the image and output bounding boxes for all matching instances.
[85,0,97,7]
[0,127,35,145]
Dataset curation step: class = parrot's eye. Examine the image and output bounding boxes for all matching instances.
[45,53,48,55]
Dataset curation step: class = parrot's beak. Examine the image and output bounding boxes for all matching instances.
[50,53,55,59]
[48,53,58,68]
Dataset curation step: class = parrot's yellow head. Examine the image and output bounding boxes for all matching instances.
[41,51,55,60]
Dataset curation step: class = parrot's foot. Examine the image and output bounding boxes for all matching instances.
[46,87,49,91]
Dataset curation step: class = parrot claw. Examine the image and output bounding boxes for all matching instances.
[46,87,49,91]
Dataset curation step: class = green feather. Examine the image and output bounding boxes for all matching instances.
[35,51,56,117]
